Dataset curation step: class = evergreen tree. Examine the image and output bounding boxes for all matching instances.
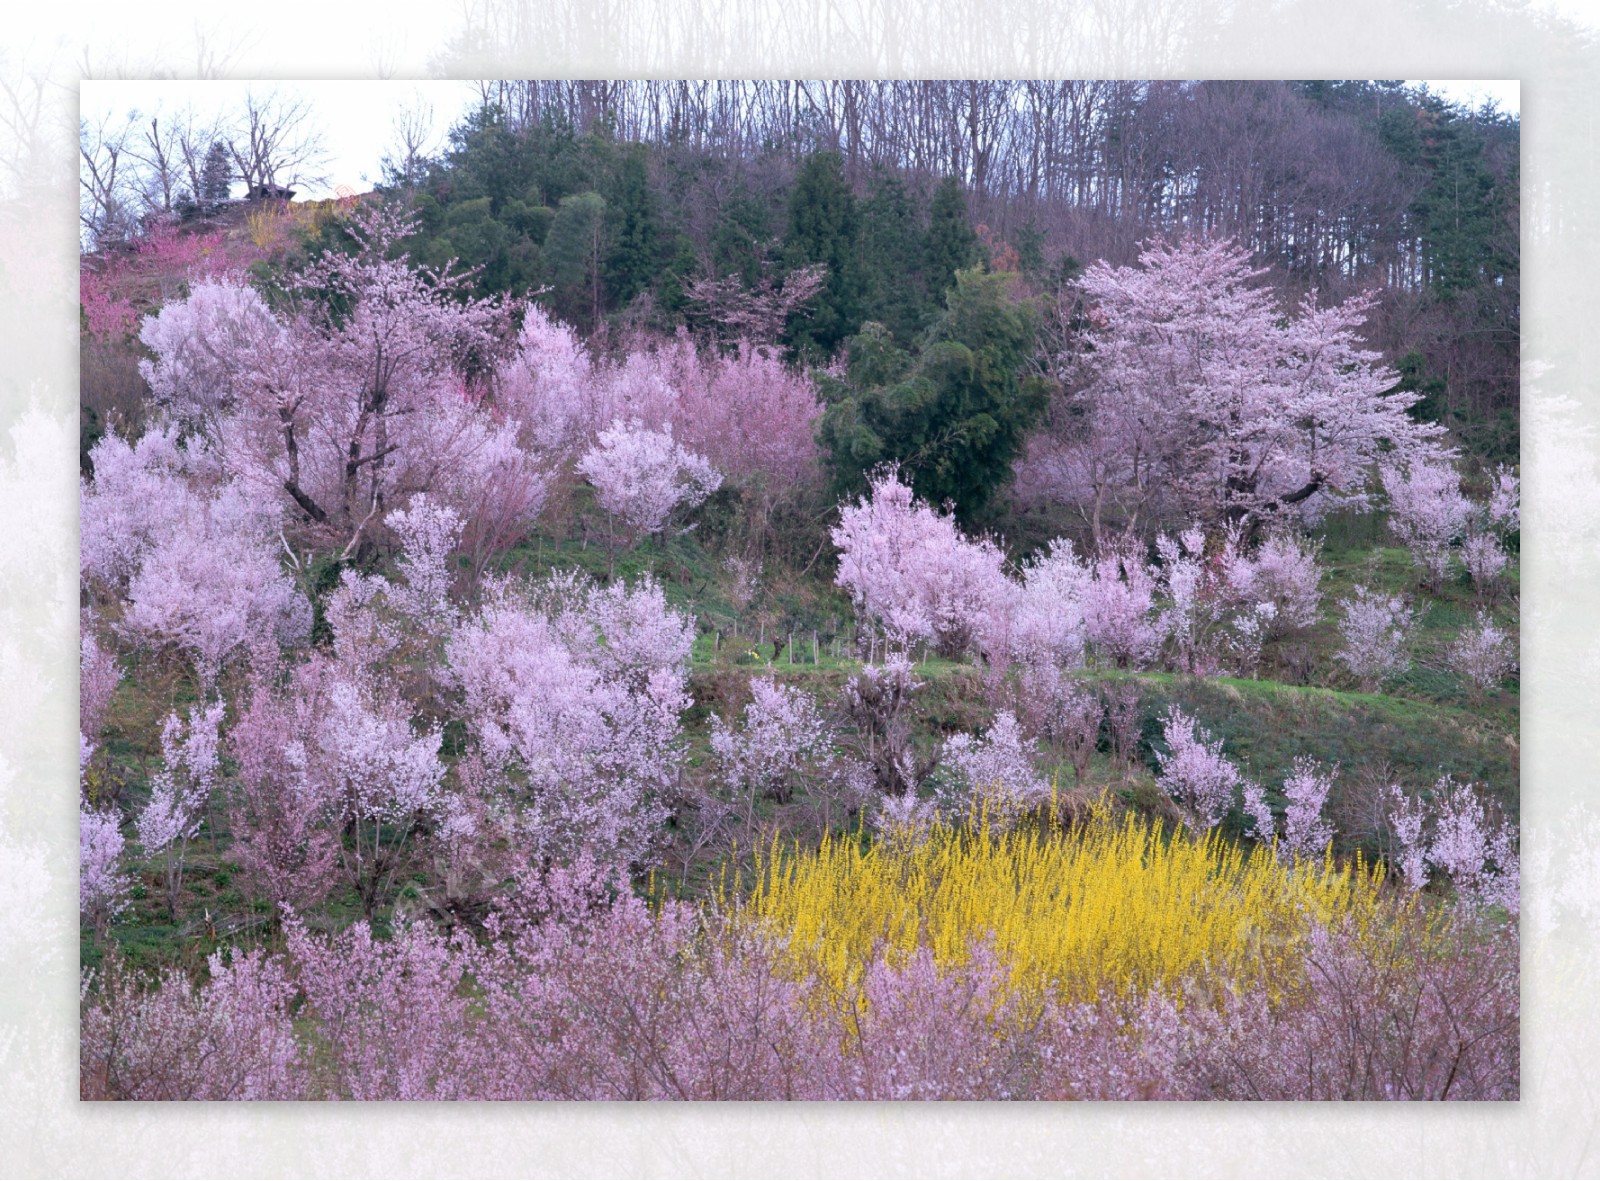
[605,146,662,308]
[543,191,608,331]
[857,171,928,343]
[710,191,773,287]
[200,141,232,207]
[817,269,1049,520]
[784,151,862,357]
[924,176,980,310]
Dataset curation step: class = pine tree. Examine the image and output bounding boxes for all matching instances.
[200,141,233,207]
[858,171,927,343]
[783,151,862,358]
[604,146,662,308]
[924,176,980,311]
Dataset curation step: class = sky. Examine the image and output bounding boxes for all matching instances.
[81,79,483,201]
[81,77,1523,205]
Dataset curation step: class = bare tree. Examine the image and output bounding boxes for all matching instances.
[380,98,436,189]
[126,110,185,213]
[79,110,139,245]
[228,89,329,197]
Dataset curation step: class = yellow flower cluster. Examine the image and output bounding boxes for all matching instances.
[735,800,1391,1005]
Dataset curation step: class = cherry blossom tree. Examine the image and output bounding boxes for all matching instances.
[446,573,692,870]
[1387,777,1518,914]
[385,494,464,638]
[80,630,121,798]
[1221,528,1322,639]
[577,418,721,557]
[80,805,128,933]
[1334,585,1417,692]
[1381,456,1473,590]
[119,482,312,686]
[137,277,283,426]
[1017,664,1102,784]
[136,702,224,919]
[832,468,1009,658]
[1448,611,1515,699]
[1027,236,1446,540]
[1279,757,1336,860]
[80,426,192,590]
[1008,540,1090,670]
[225,667,344,915]
[711,677,834,820]
[1461,533,1508,600]
[842,654,927,798]
[935,711,1050,829]
[1487,466,1520,533]
[496,305,595,458]
[133,205,529,561]
[1154,706,1243,829]
[1079,535,1165,670]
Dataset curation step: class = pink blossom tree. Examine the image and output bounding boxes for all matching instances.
[1017,663,1103,784]
[935,711,1050,829]
[447,573,692,870]
[1279,757,1336,860]
[1448,611,1515,699]
[1154,706,1243,829]
[119,483,312,687]
[80,805,128,933]
[1080,534,1165,669]
[1026,236,1445,540]
[137,277,283,426]
[134,205,530,561]
[225,666,344,915]
[577,418,721,559]
[224,654,444,918]
[832,468,1010,659]
[136,702,224,918]
[712,677,835,824]
[1008,540,1090,670]
[1334,585,1417,692]
[842,654,928,798]
[1387,778,1518,914]
[1381,456,1473,590]
[80,629,122,801]
[385,493,464,638]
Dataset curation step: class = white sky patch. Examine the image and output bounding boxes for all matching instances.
[1413,79,1521,115]
[81,79,483,200]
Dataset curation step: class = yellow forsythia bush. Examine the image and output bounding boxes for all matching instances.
[737,799,1393,1006]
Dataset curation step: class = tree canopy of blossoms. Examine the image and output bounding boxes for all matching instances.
[134,206,546,561]
[1387,777,1518,914]
[1335,585,1417,691]
[832,468,1009,658]
[446,573,693,869]
[1021,236,1447,538]
[711,677,834,810]
[577,418,721,549]
[1154,706,1243,829]
[80,805,128,932]
[137,277,284,426]
[1381,456,1473,589]
[136,702,225,917]
[499,308,822,507]
[935,711,1050,829]
[1449,611,1515,697]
